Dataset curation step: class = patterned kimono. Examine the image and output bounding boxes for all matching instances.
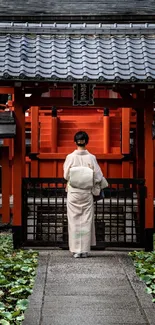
[63,149,104,254]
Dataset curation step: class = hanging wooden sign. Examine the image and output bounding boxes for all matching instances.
[73,84,95,106]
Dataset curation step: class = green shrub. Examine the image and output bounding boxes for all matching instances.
[0,233,38,325]
[129,251,155,302]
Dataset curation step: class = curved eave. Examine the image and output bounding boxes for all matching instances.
[0,75,155,84]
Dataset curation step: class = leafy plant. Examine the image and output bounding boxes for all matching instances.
[0,233,38,325]
[129,251,155,302]
[0,233,13,254]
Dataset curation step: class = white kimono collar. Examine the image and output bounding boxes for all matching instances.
[74,149,89,155]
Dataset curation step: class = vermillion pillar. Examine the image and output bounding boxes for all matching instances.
[136,108,144,178]
[4,138,14,195]
[51,107,58,177]
[103,107,110,154]
[145,103,154,251]
[121,108,131,178]
[0,146,10,223]
[51,106,58,153]
[31,106,39,177]
[103,107,110,177]
[3,138,13,195]
[12,88,25,247]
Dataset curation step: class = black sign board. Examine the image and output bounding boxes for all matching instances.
[73,84,95,106]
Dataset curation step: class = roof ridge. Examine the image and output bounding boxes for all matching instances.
[0,22,155,35]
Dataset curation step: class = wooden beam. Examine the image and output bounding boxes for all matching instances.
[0,87,14,94]
[21,97,150,109]
[37,153,123,160]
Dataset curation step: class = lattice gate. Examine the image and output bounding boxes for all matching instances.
[22,178,145,248]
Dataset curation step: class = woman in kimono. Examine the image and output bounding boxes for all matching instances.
[63,131,107,258]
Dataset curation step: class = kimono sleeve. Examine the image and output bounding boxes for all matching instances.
[92,156,103,183]
[63,155,72,180]
[93,156,108,188]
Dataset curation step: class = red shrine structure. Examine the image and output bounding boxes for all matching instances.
[0,1,155,250]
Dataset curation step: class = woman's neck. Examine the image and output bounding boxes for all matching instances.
[77,146,86,151]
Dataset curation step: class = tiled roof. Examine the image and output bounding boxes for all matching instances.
[0,24,155,83]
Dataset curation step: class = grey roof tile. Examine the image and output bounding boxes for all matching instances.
[0,33,155,82]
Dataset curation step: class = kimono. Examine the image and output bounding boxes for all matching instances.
[63,149,104,254]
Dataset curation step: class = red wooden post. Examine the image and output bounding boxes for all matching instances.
[31,106,39,177]
[145,103,154,251]
[13,89,25,227]
[103,162,108,177]
[0,147,10,223]
[136,108,144,178]
[121,108,131,178]
[51,116,58,153]
[103,108,110,154]
[3,138,13,194]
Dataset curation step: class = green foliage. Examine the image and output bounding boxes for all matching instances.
[129,251,155,302]
[0,233,13,254]
[0,233,38,325]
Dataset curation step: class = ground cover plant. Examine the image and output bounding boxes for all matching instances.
[0,233,38,325]
[129,250,155,302]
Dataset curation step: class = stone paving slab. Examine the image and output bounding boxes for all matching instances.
[43,296,139,310]
[41,316,147,325]
[23,250,155,325]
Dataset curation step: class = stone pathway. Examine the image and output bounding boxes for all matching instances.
[23,250,155,325]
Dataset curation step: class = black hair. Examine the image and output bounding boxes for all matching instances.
[74,131,89,146]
